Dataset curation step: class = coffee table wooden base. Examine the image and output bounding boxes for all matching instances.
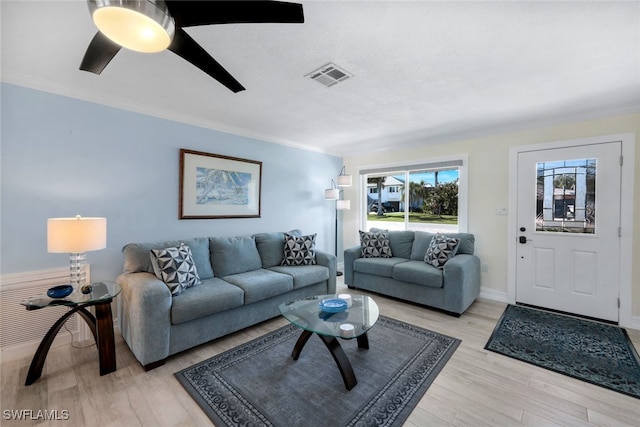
[291,329,369,390]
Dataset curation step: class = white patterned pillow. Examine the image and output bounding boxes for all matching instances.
[150,243,201,295]
[281,233,317,266]
[424,234,460,269]
[359,230,393,258]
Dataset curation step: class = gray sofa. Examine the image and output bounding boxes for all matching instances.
[344,230,480,315]
[117,231,336,370]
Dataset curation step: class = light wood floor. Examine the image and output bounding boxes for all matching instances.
[3,279,640,426]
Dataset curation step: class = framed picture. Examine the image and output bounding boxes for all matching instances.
[179,149,262,219]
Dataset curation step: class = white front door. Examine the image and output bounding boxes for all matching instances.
[515,141,622,322]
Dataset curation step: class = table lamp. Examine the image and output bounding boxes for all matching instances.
[47,216,107,292]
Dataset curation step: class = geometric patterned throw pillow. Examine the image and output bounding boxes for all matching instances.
[150,243,201,296]
[424,234,460,269]
[281,233,317,266]
[359,230,393,258]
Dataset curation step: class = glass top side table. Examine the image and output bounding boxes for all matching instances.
[20,282,120,385]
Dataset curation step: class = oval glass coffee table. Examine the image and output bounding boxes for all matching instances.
[278,294,379,390]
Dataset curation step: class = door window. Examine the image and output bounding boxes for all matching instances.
[536,158,596,234]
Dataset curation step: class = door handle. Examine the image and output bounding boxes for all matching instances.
[519,236,530,244]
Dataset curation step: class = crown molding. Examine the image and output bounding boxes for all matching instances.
[4,72,637,159]
[334,104,640,157]
[1,72,329,155]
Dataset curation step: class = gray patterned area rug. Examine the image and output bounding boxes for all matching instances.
[175,316,460,426]
[485,304,640,399]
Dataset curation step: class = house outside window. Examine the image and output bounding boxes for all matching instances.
[361,157,467,233]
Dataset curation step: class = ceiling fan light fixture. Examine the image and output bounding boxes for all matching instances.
[88,0,175,53]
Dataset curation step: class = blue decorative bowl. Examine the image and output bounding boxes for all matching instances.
[318,298,348,313]
[47,285,73,299]
[318,310,349,322]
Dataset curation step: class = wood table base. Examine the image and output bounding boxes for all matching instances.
[291,329,369,390]
[25,300,116,386]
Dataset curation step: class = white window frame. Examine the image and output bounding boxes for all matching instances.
[358,154,468,232]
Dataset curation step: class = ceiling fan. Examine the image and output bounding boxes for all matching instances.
[80,0,304,93]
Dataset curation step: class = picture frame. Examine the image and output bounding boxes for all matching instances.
[179,149,262,219]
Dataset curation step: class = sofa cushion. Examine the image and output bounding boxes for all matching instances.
[281,233,317,266]
[210,236,262,277]
[447,233,475,255]
[359,230,393,258]
[410,231,435,261]
[411,232,475,259]
[123,237,213,279]
[392,260,443,288]
[222,269,293,304]
[353,257,408,277]
[269,265,329,289]
[371,228,414,259]
[425,234,460,269]
[150,243,201,296]
[254,230,301,268]
[170,278,244,325]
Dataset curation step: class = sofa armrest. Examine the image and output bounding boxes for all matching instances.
[315,250,337,294]
[116,272,172,366]
[343,245,362,285]
[442,254,481,314]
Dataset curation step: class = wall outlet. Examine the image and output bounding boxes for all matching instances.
[496,206,508,216]
[481,263,489,273]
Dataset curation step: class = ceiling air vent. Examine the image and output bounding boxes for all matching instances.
[305,63,352,87]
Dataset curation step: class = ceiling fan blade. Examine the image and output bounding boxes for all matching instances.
[166,1,304,27]
[79,32,122,74]
[168,28,245,93]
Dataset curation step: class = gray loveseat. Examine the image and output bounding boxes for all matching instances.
[117,231,336,370]
[344,230,480,315]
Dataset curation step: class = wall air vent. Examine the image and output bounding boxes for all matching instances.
[305,63,353,87]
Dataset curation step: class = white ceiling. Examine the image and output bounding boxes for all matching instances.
[2,1,639,157]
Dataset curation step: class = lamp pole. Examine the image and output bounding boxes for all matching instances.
[335,199,350,276]
[335,211,342,276]
[326,168,352,277]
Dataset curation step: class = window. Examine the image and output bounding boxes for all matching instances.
[536,158,596,234]
[360,157,466,233]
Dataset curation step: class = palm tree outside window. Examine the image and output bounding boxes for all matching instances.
[360,158,466,233]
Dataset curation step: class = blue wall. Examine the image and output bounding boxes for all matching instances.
[1,83,342,282]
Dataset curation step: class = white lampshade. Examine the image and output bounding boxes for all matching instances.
[89,0,175,53]
[336,199,351,210]
[325,188,339,200]
[337,173,352,187]
[47,216,107,253]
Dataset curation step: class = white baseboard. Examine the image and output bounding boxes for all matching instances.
[0,331,76,363]
[479,287,508,303]
[0,323,120,363]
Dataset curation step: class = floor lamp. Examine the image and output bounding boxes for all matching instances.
[325,167,352,276]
